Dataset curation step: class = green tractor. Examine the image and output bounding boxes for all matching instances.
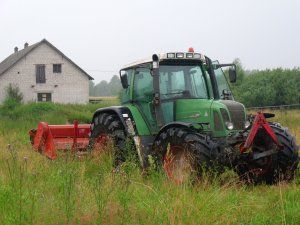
[89,49,299,184]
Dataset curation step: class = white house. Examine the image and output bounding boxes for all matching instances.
[0,39,93,104]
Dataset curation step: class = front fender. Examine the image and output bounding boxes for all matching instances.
[92,106,137,135]
[154,121,199,143]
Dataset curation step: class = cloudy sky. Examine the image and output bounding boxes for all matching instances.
[1,0,300,83]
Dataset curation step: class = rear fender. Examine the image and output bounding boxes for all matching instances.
[92,106,138,136]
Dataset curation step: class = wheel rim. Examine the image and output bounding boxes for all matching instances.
[238,135,278,182]
[93,133,110,151]
[163,144,193,184]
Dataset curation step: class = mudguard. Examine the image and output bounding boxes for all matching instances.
[92,106,138,136]
[153,121,200,143]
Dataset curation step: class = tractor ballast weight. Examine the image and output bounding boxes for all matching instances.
[29,49,299,184]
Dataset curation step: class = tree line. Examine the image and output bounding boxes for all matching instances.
[89,62,300,107]
[230,59,300,107]
[89,75,122,96]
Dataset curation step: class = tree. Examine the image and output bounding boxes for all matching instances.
[95,80,109,96]
[89,81,96,96]
[89,75,122,96]
[108,75,122,96]
[233,67,300,107]
[1,83,23,110]
[5,83,23,103]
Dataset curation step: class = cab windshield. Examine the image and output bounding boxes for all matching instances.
[159,65,208,100]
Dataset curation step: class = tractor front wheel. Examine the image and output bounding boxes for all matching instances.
[236,123,299,184]
[153,127,217,184]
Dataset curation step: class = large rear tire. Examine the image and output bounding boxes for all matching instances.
[236,123,299,184]
[153,127,217,184]
[88,113,127,166]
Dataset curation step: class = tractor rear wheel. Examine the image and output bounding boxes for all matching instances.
[88,113,127,166]
[153,127,217,184]
[236,123,299,184]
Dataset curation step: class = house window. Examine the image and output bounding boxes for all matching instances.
[53,64,62,73]
[37,93,52,102]
[36,65,46,83]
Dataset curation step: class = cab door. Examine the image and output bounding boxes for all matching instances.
[132,68,157,132]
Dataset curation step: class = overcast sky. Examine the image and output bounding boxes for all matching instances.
[1,0,300,83]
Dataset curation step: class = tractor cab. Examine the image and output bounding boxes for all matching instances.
[120,50,245,137]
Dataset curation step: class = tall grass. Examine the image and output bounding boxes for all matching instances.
[0,103,299,224]
[0,143,299,225]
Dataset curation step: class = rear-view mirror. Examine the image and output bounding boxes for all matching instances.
[229,67,237,83]
[120,73,129,89]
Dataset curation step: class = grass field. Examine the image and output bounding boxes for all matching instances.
[0,101,299,225]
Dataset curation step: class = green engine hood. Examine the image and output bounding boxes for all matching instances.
[175,99,213,124]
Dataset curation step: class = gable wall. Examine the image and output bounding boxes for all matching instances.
[0,43,90,104]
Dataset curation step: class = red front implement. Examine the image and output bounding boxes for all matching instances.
[240,112,282,153]
[28,121,90,160]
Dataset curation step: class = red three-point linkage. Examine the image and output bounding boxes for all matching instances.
[240,112,282,153]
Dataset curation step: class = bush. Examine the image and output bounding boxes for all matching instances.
[5,83,23,103]
[24,102,57,114]
[0,84,24,114]
[1,99,21,111]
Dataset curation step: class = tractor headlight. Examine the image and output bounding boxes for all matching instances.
[220,109,232,130]
[186,53,193,58]
[245,121,251,129]
[176,53,184,58]
[225,122,234,130]
[194,53,201,59]
[167,53,175,58]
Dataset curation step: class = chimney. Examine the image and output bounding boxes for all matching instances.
[14,47,18,53]
[24,42,29,48]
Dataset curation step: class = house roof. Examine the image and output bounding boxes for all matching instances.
[0,39,93,80]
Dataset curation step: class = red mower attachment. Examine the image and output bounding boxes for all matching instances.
[28,121,90,160]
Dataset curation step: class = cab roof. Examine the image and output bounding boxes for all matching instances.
[121,52,207,70]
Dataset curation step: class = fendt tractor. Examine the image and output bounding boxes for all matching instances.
[29,48,299,184]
